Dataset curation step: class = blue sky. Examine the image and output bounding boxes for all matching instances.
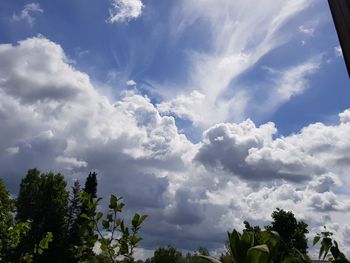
[1,0,350,259]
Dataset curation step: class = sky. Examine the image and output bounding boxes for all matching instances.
[0,0,350,259]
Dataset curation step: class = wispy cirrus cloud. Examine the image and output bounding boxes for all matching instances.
[107,0,144,24]
[158,0,318,128]
[12,3,43,27]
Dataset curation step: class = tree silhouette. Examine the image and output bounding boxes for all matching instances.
[16,169,69,263]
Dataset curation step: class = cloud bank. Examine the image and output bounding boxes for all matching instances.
[1,36,350,255]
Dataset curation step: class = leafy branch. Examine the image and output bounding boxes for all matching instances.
[79,192,147,263]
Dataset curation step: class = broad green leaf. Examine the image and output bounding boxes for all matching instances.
[313,236,321,246]
[96,212,103,221]
[138,214,148,225]
[247,244,269,263]
[102,219,110,229]
[109,195,117,209]
[132,213,140,228]
[80,213,90,219]
[228,230,242,262]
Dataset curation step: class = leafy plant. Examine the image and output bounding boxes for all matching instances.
[313,227,349,263]
[200,229,310,263]
[0,176,52,263]
[200,229,274,263]
[0,220,53,263]
[78,192,147,263]
[21,231,53,263]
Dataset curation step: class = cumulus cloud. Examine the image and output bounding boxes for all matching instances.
[12,3,43,27]
[195,108,350,184]
[157,90,206,126]
[0,36,191,193]
[1,36,350,253]
[0,37,92,103]
[340,109,350,123]
[107,0,144,24]
[126,79,137,86]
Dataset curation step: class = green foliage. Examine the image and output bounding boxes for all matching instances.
[201,228,310,263]
[313,227,349,263]
[145,247,210,263]
[146,246,182,263]
[0,178,14,259]
[68,180,83,230]
[77,172,99,262]
[243,221,262,245]
[265,208,309,261]
[0,177,52,263]
[16,169,69,263]
[78,192,147,263]
[84,172,98,199]
[67,180,85,262]
[21,232,53,263]
[6,168,350,263]
[200,229,277,263]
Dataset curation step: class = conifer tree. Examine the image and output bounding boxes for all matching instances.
[83,172,97,199]
[67,180,83,262]
[75,172,98,262]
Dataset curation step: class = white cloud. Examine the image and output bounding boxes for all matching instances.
[0,37,92,103]
[340,109,350,123]
[299,24,316,36]
[55,156,88,169]
[12,3,43,27]
[158,0,318,128]
[126,79,137,86]
[335,45,343,57]
[0,37,191,201]
[157,90,206,126]
[275,59,320,101]
[107,0,144,24]
[6,147,19,156]
[196,108,350,185]
[1,36,350,254]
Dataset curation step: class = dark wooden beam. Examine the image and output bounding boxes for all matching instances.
[328,0,350,78]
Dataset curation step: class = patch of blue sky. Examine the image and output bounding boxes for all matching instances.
[1,0,349,138]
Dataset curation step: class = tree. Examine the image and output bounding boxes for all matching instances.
[0,177,52,263]
[68,180,83,230]
[265,208,309,261]
[146,246,182,263]
[67,180,84,262]
[0,177,15,260]
[16,169,69,263]
[243,221,262,245]
[84,172,97,199]
[76,172,99,262]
